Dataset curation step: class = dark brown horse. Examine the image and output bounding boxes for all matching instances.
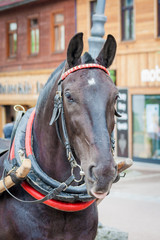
[0,33,119,240]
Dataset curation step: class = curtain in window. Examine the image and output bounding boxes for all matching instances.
[53,13,65,52]
[121,0,134,41]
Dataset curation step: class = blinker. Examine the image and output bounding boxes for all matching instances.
[49,91,62,125]
[49,79,63,126]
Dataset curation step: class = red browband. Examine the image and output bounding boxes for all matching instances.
[10,109,95,212]
[61,63,110,80]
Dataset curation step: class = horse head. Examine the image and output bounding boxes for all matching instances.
[61,33,119,199]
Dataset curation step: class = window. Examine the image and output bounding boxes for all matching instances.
[158,0,160,36]
[52,13,65,52]
[29,18,39,55]
[90,0,97,28]
[132,95,160,163]
[7,22,17,58]
[121,0,134,41]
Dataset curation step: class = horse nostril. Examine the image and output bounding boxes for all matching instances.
[88,165,97,182]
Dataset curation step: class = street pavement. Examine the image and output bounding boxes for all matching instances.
[98,161,160,240]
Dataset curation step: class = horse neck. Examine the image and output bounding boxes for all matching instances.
[33,124,72,182]
[32,71,72,182]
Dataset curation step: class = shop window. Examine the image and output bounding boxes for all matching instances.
[132,95,160,163]
[7,22,17,58]
[29,18,39,55]
[158,0,160,37]
[90,0,97,28]
[52,13,65,52]
[121,0,134,41]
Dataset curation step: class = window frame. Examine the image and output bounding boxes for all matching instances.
[51,11,65,53]
[121,0,134,42]
[28,16,40,56]
[132,94,160,164]
[90,0,97,29]
[7,21,18,58]
[157,0,160,37]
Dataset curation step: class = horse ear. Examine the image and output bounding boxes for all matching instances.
[96,34,117,68]
[67,32,83,68]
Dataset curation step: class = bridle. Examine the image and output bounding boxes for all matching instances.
[49,63,112,182]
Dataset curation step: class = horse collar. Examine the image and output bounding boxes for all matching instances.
[7,108,95,212]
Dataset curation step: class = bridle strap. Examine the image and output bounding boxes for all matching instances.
[57,80,82,172]
[61,63,110,80]
[49,79,84,181]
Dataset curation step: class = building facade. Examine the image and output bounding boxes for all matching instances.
[0,0,76,136]
[77,0,160,164]
[0,0,160,164]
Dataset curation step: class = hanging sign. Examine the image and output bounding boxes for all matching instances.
[116,89,128,158]
[0,81,44,95]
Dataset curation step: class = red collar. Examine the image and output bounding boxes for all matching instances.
[10,109,95,212]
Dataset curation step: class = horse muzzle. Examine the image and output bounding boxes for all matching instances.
[90,190,109,199]
[89,180,113,199]
[86,163,117,199]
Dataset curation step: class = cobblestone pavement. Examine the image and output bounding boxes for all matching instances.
[98,162,160,240]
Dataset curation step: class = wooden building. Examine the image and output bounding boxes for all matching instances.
[1,0,160,164]
[77,0,160,164]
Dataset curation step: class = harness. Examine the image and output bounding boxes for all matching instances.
[2,63,116,212]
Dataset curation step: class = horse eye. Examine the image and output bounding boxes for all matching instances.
[65,92,74,102]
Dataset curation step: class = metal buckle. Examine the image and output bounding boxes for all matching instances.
[56,91,62,98]
[71,164,85,183]
[14,105,25,113]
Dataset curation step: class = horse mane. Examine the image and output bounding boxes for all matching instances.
[44,60,66,87]
[36,52,94,110]
[43,51,94,90]
[36,61,66,110]
[82,52,95,64]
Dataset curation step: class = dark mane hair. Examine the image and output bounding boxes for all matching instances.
[82,52,95,64]
[36,61,66,110]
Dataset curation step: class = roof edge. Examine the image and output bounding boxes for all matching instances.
[0,0,39,11]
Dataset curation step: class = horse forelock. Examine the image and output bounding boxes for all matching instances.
[81,52,95,64]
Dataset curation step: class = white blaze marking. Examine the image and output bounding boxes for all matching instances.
[88,78,96,85]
